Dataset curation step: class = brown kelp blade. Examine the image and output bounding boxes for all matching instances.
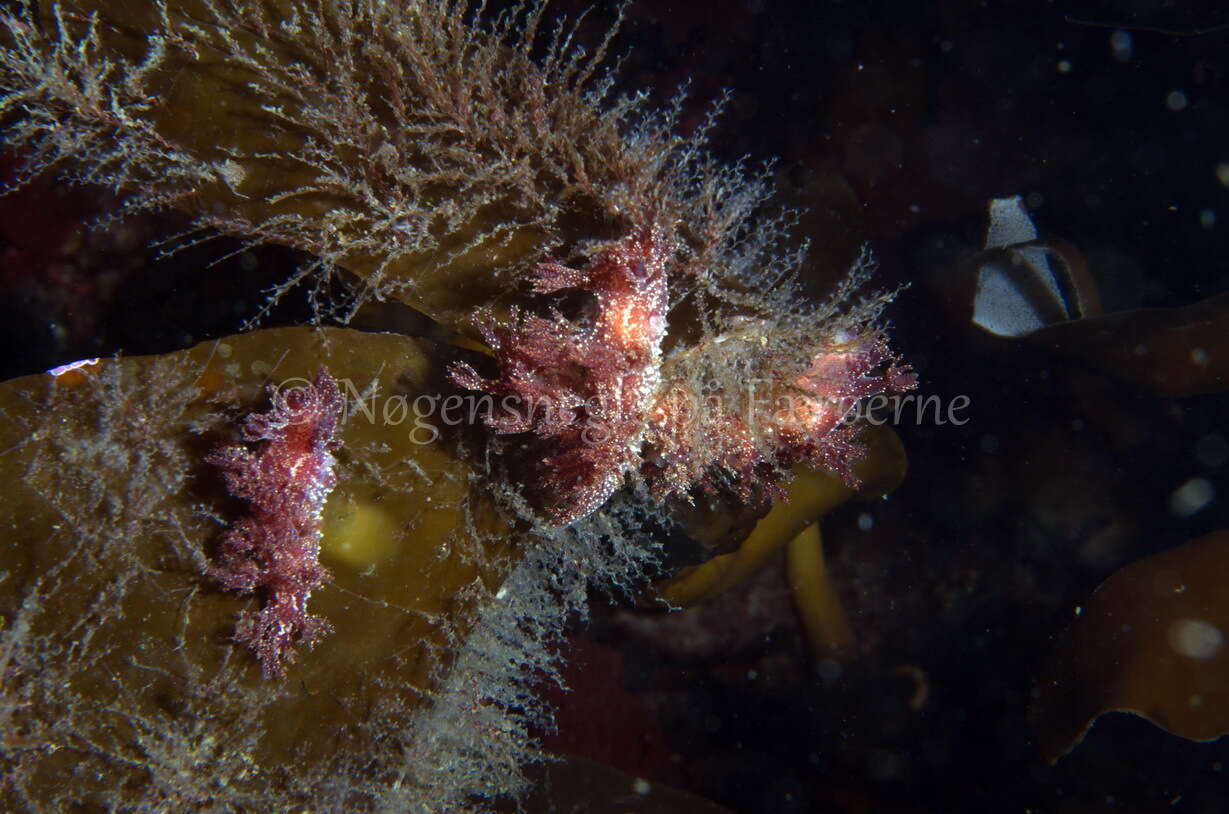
[1031,530,1229,763]
[656,423,906,608]
[964,197,1227,397]
[1028,292,1229,398]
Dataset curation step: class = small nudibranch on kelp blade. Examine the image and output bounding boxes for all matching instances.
[451,220,916,526]
[206,367,344,678]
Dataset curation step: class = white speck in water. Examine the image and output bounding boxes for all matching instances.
[1168,618,1224,660]
[1170,477,1214,517]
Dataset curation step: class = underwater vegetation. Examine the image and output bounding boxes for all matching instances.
[3,0,1229,812]
[0,0,915,810]
[530,2,1229,811]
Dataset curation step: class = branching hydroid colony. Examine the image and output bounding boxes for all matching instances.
[1,0,912,520]
[0,0,913,809]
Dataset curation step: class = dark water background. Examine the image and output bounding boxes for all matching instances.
[544,2,1229,812]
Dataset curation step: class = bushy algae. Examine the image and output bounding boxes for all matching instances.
[0,1,914,809]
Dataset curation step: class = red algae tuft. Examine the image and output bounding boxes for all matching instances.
[206,367,344,678]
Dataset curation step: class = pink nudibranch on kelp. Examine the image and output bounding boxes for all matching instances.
[207,367,344,678]
[451,224,674,525]
[451,222,916,526]
[645,330,917,505]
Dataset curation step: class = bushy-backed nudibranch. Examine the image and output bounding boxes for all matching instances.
[206,368,344,678]
[451,220,916,526]
[450,224,674,525]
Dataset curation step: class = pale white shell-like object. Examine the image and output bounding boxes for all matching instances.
[972,196,1088,337]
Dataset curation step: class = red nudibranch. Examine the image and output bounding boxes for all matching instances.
[207,367,344,678]
[647,330,917,505]
[451,224,916,525]
[450,224,674,525]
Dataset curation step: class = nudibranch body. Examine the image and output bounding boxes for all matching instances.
[647,328,917,504]
[451,224,676,525]
[453,220,916,525]
[206,368,344,678]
